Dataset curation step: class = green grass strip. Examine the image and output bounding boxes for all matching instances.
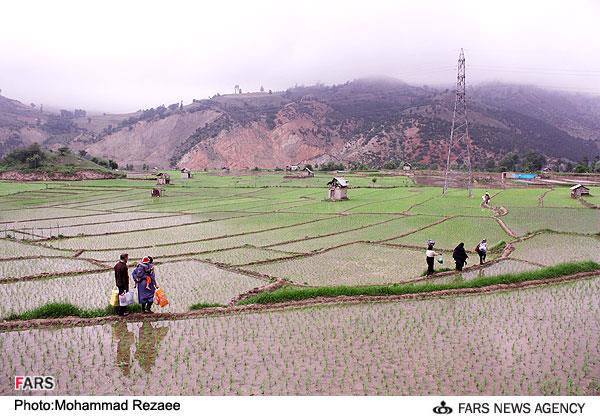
[190,302,225,310]
[5,302,143,321]
[239,261,600,305]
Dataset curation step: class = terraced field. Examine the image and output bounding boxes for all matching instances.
[511,233,600,265]
[387,216,510,251]
[248,243,427,286]
[0,260,266,316]
[502,207,600,236]
[0,173,598,396]
[0,258,103,281]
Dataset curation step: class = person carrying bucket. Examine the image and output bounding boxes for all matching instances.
[425,240,442,275]
[475,239,488,264]
[114,253,130,317]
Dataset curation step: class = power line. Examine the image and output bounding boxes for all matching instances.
[470,65,600,77]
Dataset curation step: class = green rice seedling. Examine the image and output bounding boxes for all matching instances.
[240,261,599,304]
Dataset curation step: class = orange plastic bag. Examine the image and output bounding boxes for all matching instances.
[154,287,169,308]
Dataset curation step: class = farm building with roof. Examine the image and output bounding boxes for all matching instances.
[180,168,192,179]
[156,172,170,185]
[570,184,590,198]
[327,177,349,200]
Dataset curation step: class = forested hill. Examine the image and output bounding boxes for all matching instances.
[1,79,598,169]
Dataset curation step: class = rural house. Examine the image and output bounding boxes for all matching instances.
[570,184,590,198]
[403,162,412,171]
[327,177,349,200]
[156,172,170,185]
[302,167,314,177]
[180,168,192,179]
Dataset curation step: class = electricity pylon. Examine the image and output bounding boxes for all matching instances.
[443,48,473,197]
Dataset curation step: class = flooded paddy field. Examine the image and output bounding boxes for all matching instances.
[0,172,598,395]
[2,277,598,395]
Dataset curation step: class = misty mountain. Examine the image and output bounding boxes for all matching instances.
[0,79,598,169]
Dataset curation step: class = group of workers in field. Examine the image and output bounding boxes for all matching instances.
[425,239,488,276]
[425,192,492,276]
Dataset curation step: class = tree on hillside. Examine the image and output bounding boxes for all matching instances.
[484,158,496,171]
[382,160,400,169]
[26,154,42,169]
[2,143,45,167]
[78,150,87,158]
[58,146,71,156]
[522,152,546,171]
[575,157,590,173]
[319,161,345,171]
[60,109,74,119]
[156,105,167,115]
[498,152,520,171]
[44,114,76,134]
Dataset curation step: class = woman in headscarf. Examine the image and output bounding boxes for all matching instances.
[425,240,440,275]
[132,256,158,313]
[476,239,487,264]
[452,243,469,271]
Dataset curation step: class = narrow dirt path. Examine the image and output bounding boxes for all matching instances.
[538,189,553,208]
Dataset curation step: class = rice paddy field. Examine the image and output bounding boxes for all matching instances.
[0,171,599,395]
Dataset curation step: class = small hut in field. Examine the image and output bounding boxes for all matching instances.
[570,184,590,198]
[151,188,162,197]
[403,162,412,171]
[156,172,170,185]
[327,177,349,201]
[302,167,314,177]
[180,168,192,179]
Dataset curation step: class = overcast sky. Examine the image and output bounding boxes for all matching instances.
[1,0,599,112]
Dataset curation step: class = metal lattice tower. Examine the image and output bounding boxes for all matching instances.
[443,48,473,197]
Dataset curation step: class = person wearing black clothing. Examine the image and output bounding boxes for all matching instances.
[114,253,130,316]
[452,243,468,271]
[425,241,439,275]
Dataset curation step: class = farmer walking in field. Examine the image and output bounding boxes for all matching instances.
[133,256,158,313]
[114,253,130,317]
[425,240,440,275]
[481,192,491,207]
[452,243,468,271]
[475,239,487,264]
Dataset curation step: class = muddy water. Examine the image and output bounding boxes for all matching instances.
[1,277,599,395]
